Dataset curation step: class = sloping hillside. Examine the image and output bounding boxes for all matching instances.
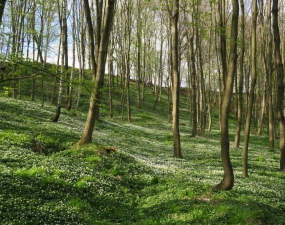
[0,94,284,224]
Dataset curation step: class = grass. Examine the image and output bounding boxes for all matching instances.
[0,80,285,224]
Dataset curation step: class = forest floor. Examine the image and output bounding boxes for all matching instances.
[0,90,285,224]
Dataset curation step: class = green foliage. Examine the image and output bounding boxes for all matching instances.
[258,155,266,162]
[0,83,284,224]
[3,86,12,97]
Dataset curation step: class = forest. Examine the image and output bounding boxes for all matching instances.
[0,0,285,224]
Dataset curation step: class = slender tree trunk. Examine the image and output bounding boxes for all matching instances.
[216,0,238,190]
[64,6,69,110]
[220,0,227,83]
[195,5,206,136]
[120,63,126,121]
[141,32,146,102]
[266,0,274,150]
[242,0,257,177]
[168,0,182,159]
[51,37,61,105]
[272,0,285,172]
[186,53,192,118]
[218,0,227,103]
[77,0,116,144]
[257,84,266,136]
[121,79,126,121]
[95,0,103,72]
[197,46,206,136]
[31,10,36,101]
[76,5,86,108]
[0,0,7,25]
[67,0,76,111]
[84,0,97,82]
[108,36,114,118]
[53,0,67,122]
[167,77,171,124]
[108,60,114,118]
[153,36,161,110]
[25,27,32,100]
[214,1,222,130]
[136,0,142,109]
[190,24,197,137]
[167,30,171,124]
[10,1,17,99]
[124,0,131,123]
[207,7,214,131]
[233,0,244,148]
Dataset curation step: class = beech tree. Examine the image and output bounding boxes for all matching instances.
[189,9,197,137]
[216,0,239,190]
[52,0,68,122]
[272,0,285,172]
[122,0,132,123]
[67,0,77,111]
[242,0,257,177]
[266,0,274,150]
[74,0,86,108]
[233,0,244,149]
[166,0,183,158]
[77,0,116,145]
[135,0,142,109]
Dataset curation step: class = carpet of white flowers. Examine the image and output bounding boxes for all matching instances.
[0,97,285,224]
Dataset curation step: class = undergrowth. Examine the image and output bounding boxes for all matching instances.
[0,94,284,224]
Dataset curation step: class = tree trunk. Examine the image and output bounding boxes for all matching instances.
[84,0,97,81]
[189,11,197,137]
[76,5,86,108]
[168,0,183,159]
[31,24,36,101]
[233,0,244,149]
[195,5,206,137]
[51,38,61,105]
[67,0,76,111]
[242,0,257,178]
[108,37,114,118]
[124,0,132,123]
[77,0,116,145]
[216,0,238,190]
[136,0,142,109]
[166,28,172,124]
[153,35,161,111]
[257,85,266,136]
[52,0,67,122]
[0,0,7,25]
[218,0,227,92]
[207,7,214,132]
[266,0,274,150]
[272,0,285,172]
